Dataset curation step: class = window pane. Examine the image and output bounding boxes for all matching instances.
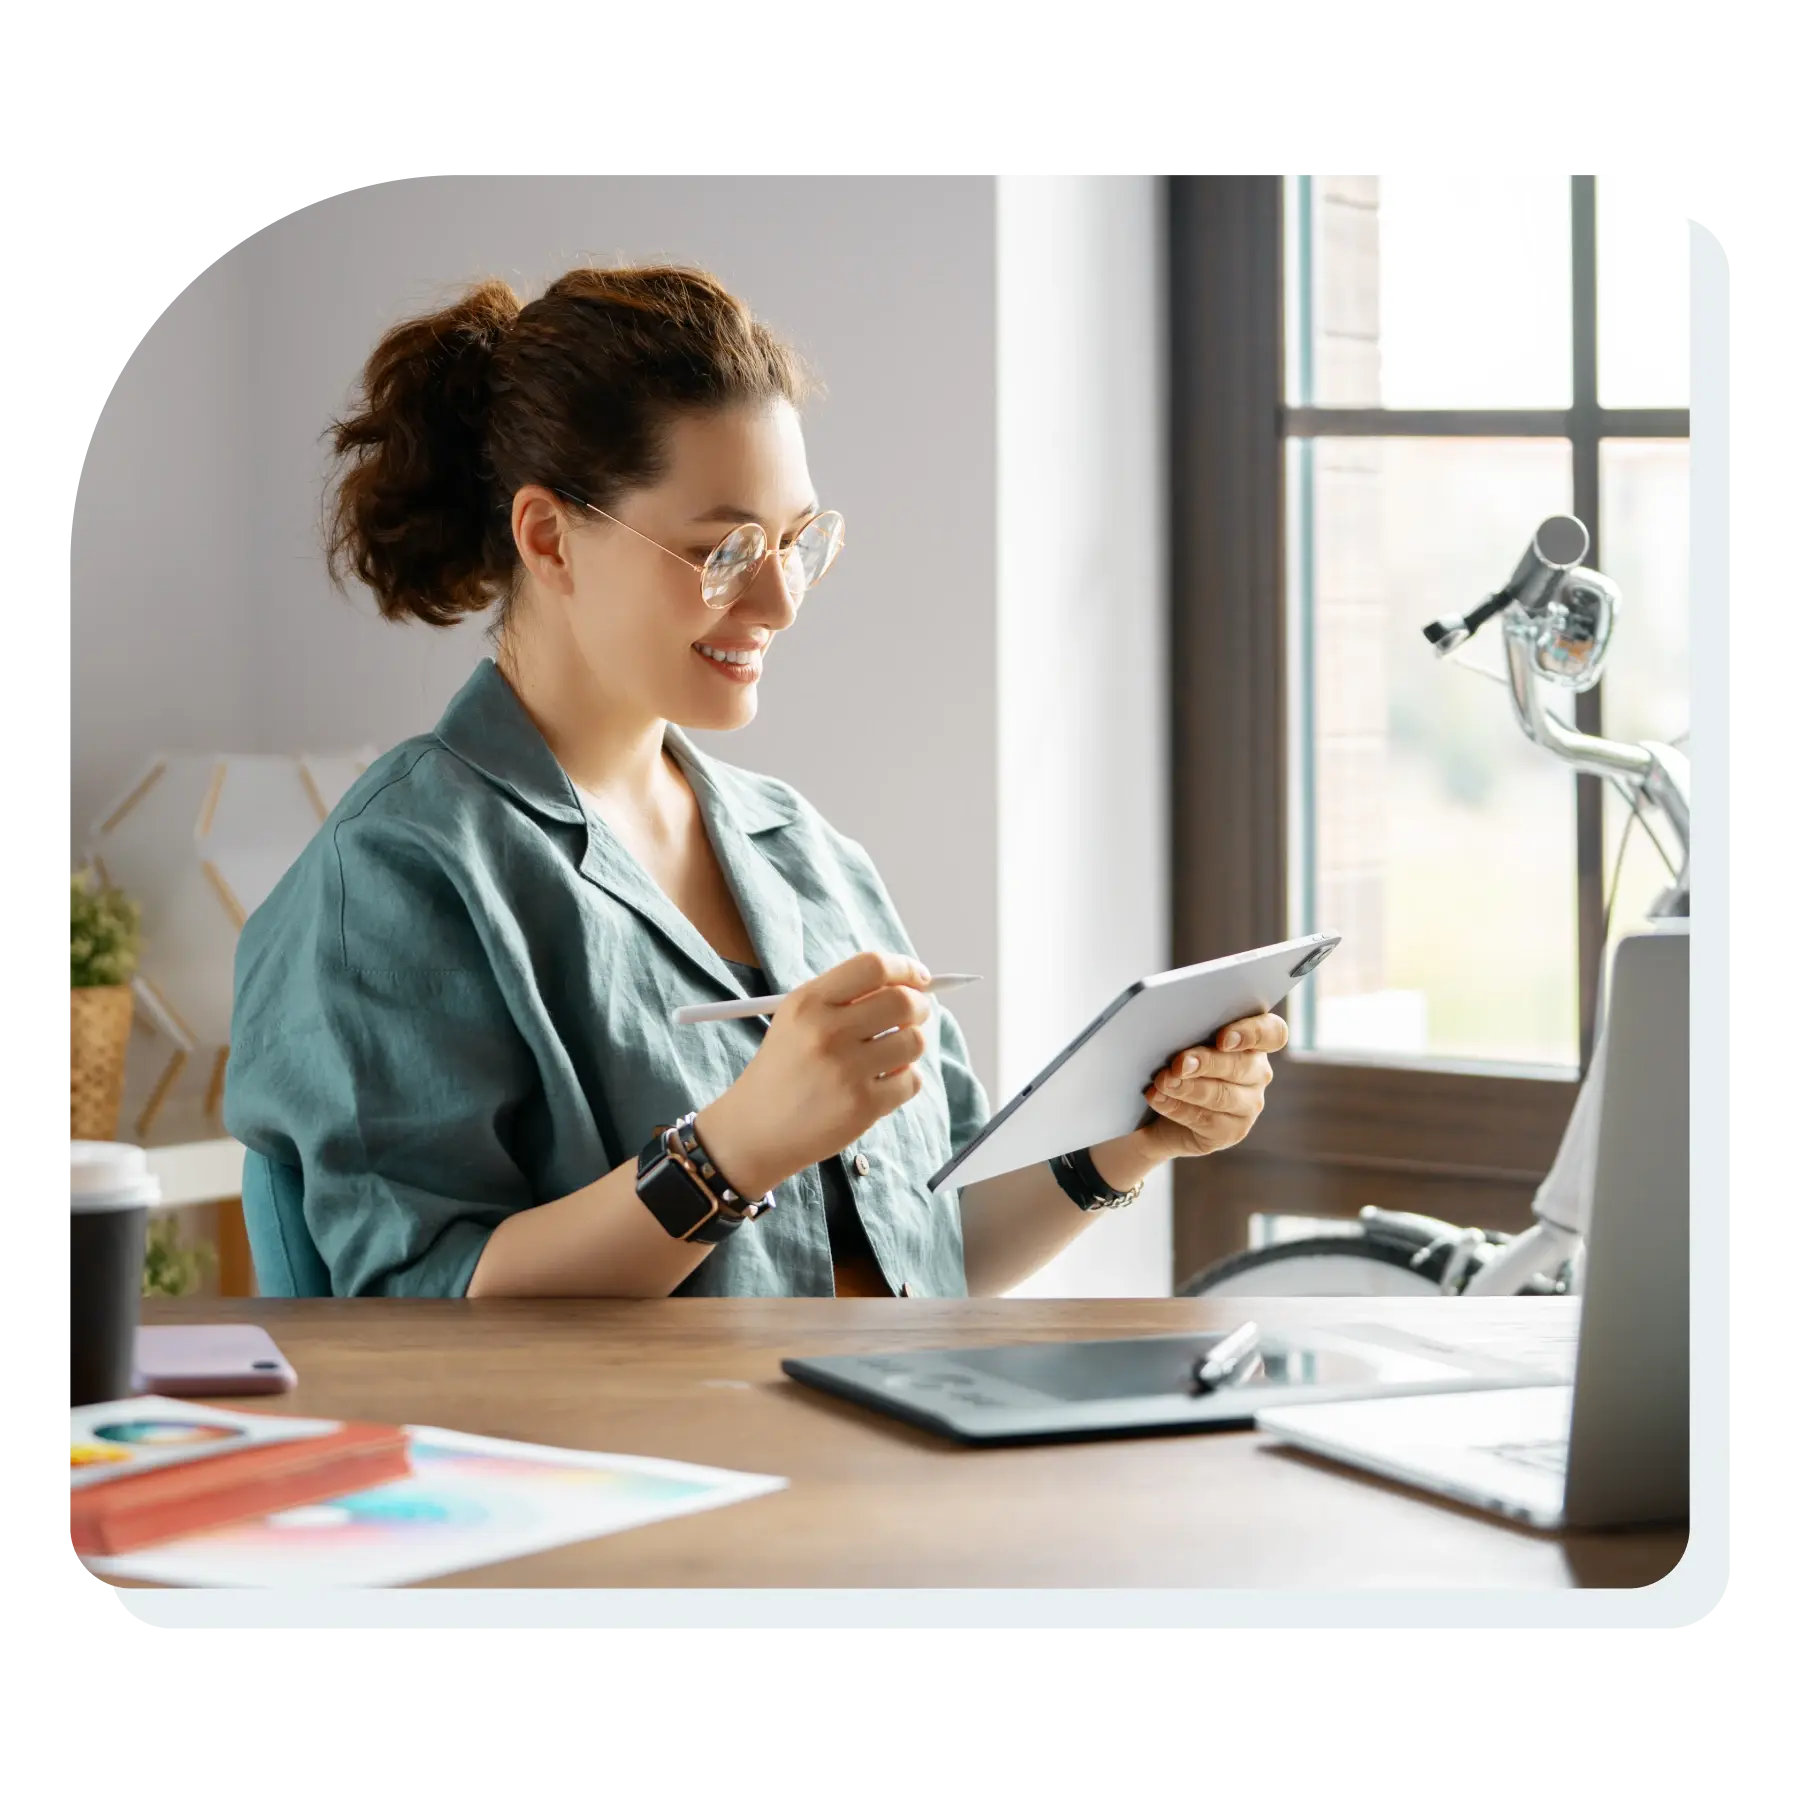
[1597,181,1689,408]
[1599,441,1691,987]
[1286,176,1572,410]
[1287,437,1579,1068]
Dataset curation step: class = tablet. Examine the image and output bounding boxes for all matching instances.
[781,1323,1545,1446]
[927,932,1340,1191]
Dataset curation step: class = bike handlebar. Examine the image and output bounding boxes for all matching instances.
[1422,516,1691,910]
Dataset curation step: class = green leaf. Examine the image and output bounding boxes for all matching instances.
[141,1213,214,1298]
[71,866,141,989]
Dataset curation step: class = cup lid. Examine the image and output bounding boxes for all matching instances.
[71,1140,161,1210]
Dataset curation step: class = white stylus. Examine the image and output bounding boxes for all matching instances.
[673,974,982,1024]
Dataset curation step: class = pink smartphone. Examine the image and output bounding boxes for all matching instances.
[132,1324,298,1397]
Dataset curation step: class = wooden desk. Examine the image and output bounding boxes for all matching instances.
[131,1295,1684,1589]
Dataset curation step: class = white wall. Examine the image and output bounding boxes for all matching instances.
[72,174,1174,1293]
[73,244,257,838]
[995,178,1174,1297]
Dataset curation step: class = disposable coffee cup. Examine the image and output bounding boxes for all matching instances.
[71,1141,160,1406]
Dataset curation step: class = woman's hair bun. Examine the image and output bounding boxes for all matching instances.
[324,264,810,630]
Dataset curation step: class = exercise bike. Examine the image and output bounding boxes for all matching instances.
[1178,515,1690,1300]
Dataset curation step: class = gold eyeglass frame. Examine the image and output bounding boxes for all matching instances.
[553,488,846,612]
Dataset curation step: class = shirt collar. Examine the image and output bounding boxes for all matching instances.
[431,657,800,836]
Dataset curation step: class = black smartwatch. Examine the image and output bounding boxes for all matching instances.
[635,1111,776,1244]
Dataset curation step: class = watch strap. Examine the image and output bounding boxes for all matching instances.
[635,1126,739,1243]
[634,1114,776,1244]
[671,1112,774,1217]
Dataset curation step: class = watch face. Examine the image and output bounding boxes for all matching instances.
[639,1145,716,1238]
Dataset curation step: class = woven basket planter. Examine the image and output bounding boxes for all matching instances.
[71,984,135,1140]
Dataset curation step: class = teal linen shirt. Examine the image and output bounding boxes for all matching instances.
[223,659,990,1298]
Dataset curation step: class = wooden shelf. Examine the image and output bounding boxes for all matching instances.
[140,1136,244,1208]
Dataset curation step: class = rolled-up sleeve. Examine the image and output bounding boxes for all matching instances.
[225,794,537,1298]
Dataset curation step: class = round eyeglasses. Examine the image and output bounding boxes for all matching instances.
[555,489,846,611]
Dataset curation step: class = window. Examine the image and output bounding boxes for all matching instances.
[1166,177,1692,1283]
[1282,176,1690,1070]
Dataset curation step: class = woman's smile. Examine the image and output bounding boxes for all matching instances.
[693,639,764,682]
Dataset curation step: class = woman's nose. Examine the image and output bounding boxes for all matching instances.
[739,545,803,625]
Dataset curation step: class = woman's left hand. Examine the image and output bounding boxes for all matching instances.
[1136,1011,1288,1162]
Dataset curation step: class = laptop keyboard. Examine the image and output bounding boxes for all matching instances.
[1482,1438,1569,1476]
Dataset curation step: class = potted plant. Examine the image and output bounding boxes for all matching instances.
[141,1211,214,1298]
[71,866,141,1141]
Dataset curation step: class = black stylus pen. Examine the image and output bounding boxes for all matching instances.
[1192,1322,1261,1393]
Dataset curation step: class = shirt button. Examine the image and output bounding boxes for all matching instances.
[853,1153,871,1177]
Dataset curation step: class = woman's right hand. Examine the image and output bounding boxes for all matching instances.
[695,950,936,1200]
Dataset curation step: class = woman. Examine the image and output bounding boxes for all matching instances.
[225,263,1287,1299]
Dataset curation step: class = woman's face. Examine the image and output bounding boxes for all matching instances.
[526,399,822,734]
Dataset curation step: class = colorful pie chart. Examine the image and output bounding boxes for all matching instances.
[91,1420,245,1446]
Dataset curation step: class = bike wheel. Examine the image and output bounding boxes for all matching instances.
[1178,1235,1447,1298]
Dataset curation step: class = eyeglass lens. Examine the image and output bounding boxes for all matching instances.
[701,513,845,609]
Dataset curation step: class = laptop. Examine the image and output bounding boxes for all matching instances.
[1255,923,1689,1530]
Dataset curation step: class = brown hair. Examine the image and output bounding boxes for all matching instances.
[325,265,813,628]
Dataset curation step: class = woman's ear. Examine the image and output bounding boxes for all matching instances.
[512,486,578,595]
